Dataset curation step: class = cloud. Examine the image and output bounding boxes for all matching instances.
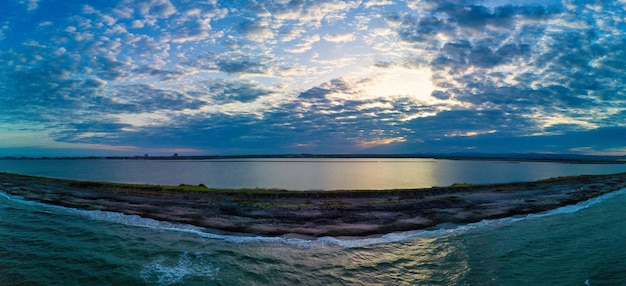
[285,34,321,53]
[170,18,212,43]
[363,0,394,9]
[216,58,268,75]
[89,56,127,81]
[270,0,361,27]
[132,66,184,81]
[238,18,274,42]
[130,20,144,28]
[136,0,177,19]
[432,40,532,69]
[323,33,356,43]
[2,0,626,155]
[359,137,406,148]
[277,26,306,42]
[322,65,437,103]
[19,0,39,11]
[198,79,275,104]
[112,6,134,19]
[437,4,558,30]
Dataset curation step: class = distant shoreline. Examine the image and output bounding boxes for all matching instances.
[2,153,626,164]
[2,171,626,237]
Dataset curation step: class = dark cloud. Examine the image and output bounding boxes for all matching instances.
[133,66,185,81]
[52,121,132,144]
[393,14,454,44]
[237,18,270,39]
[430,90,450,100]
[108,84,205,113]
[298,86,331,99]
[393,3,559,44]
[367,126,626,155]
[432,40,531,69]
[401,109,526,138]
[216,58,267,75]
[204,80,274,103]
[437,4,557,29]
[89,56,127,81]
[168,17,211,43]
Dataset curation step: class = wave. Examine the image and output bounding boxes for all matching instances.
[1,187,624,248]
[140,252,220,285]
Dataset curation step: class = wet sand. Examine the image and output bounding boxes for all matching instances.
[2,171,626,237]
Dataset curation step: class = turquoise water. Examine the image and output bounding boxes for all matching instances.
[2,187,625,285]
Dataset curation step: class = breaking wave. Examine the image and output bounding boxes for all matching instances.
[1,187,624,248]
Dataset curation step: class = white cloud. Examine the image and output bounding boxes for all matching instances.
[356,101,394,111]
[285,34,320,53]
[185,8,202,17]
[82,5,98,14]
[272,0,360,27]
[444,130,496,137]
[38,21,53,27]
[526,110,599,135]
[136,0,177,19]
[131,20,145,28]
[101,14,117,26]
[20,0,39,11]
[363,0,394,8]
[359,137,406,148]
[324,33,356,43]
[277,26,306,42]
[54,47,67,56]
[171,19,212,43]
[113,7,134,18]
[105,24,128,35]
[203,7,229,21]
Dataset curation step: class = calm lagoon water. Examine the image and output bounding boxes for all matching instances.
[1,158,626,190]
[1,159,626,285]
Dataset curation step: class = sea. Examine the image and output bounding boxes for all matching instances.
[1,158,626,285]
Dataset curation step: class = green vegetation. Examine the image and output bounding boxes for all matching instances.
[450,183,476,188]
[4,171,626,237]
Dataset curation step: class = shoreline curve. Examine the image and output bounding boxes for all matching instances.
[2,171,626,237]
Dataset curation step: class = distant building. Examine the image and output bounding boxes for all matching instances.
[173,153,178,157]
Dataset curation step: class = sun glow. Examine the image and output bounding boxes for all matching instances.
[326,66,436,102]
[362,67,435,101]
[359,136,407,148]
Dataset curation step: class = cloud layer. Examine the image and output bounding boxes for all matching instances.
[1,0,626,156]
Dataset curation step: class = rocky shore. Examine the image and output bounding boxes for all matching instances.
[2,171,626,237]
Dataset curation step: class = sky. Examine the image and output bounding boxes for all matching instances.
[1,0,626,157]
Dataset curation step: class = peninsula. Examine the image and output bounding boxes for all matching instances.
[2,171,626,237]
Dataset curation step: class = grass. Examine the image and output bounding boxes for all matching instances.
[450,183,476,188]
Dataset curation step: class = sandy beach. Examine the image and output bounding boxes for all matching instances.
[2,171,626,237]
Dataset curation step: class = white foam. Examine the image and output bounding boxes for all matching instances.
[1,187,625,248]
[307,187,626,248]
[140,252,220,285]
[0,190,39,206]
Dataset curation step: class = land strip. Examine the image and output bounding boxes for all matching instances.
[2,172,626,237]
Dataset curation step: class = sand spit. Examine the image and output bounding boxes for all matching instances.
[2,172,626,237]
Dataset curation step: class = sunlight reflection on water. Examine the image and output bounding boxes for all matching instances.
[2,158,626,190]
